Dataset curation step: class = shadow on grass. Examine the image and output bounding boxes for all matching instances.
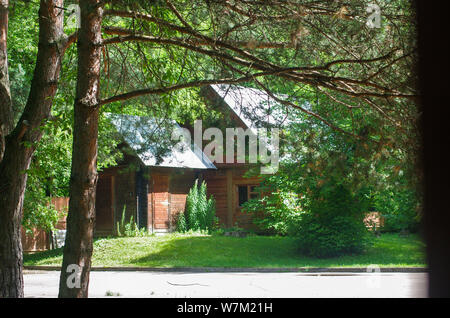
[23,234,426,268]
[22,236,124,266]
[24,247,64,266]
[127,235,302,268]
[127,234,426,268]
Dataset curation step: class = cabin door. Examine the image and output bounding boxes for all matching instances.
[151,174,170,231]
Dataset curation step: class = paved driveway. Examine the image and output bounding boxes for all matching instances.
[24,270,428,298]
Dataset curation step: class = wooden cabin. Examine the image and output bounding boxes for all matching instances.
[95,84,285,235]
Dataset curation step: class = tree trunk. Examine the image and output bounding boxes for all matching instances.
[0,0,65,298]
[58,0,103,298]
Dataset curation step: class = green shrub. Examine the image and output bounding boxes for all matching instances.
[205,196,217,231]
[22,173,64,234]
[374,187,421,233]
[177,179,217,233]
[116,206,148,237]
[116,207,126,237]
[176,212,187,233]
[295,182,372,258]
[296,214,371,258]
[185,180,199,230]
[242,188,302,236]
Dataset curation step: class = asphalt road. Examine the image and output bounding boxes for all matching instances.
[23,270,428,298]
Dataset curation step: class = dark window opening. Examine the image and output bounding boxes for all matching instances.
[238,185,248,206]
[238,184,260,207]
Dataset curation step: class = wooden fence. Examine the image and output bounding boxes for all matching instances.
[21,197,69,253]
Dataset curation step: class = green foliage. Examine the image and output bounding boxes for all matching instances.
[177,180,217,233]
[22,173,64,234]
[245,172,372,257]
[8,1,39,119]
[241,100,420,255]
[124,215,148,237]
[245,132,377,254]
[309,183,361,219]
[175,212,187,233]
[374,184,421,233]
[116,206,148,237]
[295,181,372,258]
[205,197,217,231]
[296,215,372,258]
[22,123,70,233]
[185,180,199,230]
[116,207,126,237]
[242,188,302,236]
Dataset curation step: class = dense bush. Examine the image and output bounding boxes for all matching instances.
[296,215,371,258]
[244,175,372,257]
[295,182,372,257]
[176,180,217,233]
[242,187,302,236]
[22,173,62,234]
[176,210,188,233]
[374,186,421,233]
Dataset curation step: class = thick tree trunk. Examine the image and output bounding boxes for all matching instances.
[58,0,103,298]
[0,0,65,298]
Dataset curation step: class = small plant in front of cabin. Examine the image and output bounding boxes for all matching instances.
[116,206,148,237]
[176,211,188,233]
[177,179,217,233]
[116,206,126,236]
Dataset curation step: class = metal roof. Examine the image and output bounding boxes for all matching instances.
[107,113,216,169]
[106,85,305,170]
[209,84,307,133]
[209,84,310,165]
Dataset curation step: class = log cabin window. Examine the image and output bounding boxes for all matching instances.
[238,185,259,206]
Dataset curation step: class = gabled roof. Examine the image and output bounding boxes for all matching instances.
[106,85,305,170]
[107,113,216,170]
[209,84,306,133]
[208,84,311,165]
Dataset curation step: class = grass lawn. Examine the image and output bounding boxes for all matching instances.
[23,233,426,268]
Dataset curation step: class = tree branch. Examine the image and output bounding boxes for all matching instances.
[99,70,298,106]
